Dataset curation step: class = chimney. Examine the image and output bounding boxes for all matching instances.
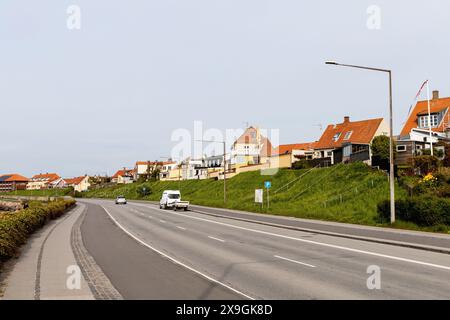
[432,90,439,100]
[344,116,350,123]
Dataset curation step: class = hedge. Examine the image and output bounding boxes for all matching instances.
[0,199,76,259]
[377,196,450,226]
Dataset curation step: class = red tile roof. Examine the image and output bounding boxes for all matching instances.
[400,97,450,136]
[314,117,384,150]
[136,161,176,166]
[0,174,29,182]
[112,169,134,179]
[136,161,158,165]
[65,176,86,185]
[31,173,60,182]
[274,142,317,156]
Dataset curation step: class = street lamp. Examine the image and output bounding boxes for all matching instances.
[195,139,227,205]
[325,61,395,224]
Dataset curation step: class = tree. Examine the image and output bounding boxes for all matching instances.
[371,135,394,161]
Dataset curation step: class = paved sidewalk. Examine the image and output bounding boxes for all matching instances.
[1,204,94,300]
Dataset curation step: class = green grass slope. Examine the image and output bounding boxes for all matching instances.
[83,162,406,226]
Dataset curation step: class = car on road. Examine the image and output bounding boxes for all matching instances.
[115,196,127,205]
[159,190,189,211]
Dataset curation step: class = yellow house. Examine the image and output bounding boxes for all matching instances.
[65,176,91,192]
[269,142,318,168]
[111,169,134,184]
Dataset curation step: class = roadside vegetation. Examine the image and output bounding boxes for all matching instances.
[3,188,73,197]
[0,199,76,260]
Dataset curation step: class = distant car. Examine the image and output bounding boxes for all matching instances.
[115,196,127,205]
[159,190,189,211]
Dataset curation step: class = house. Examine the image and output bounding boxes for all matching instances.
[314,116,389,166]
[134,161,162,180]
[396,90,450,165]
[65,176,91,192]
[180,158,208,180]
[271,142,317,168]
[27,173,64,190]
[231,126,275,166]
[111,169,134,184]
[0,174,29,192]
[159,161,178,180]
[400,90,450,138]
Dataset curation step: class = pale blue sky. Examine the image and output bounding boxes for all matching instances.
[1,1,449,177]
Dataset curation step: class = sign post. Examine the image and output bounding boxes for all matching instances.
[264,181,271,209]
[255,189,263,209]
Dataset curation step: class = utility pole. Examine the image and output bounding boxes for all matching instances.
[223,141,227,205]
[426,81,434,156]
[326,61,396,223]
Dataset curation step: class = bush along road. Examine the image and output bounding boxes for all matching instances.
[0,199,76,260]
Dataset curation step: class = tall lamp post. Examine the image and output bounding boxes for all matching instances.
[325,61,395,224]
[196,139,227,205]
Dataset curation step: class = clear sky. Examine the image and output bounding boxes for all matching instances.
[1,1,449,177]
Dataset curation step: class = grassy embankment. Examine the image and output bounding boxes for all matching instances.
[2,189,72,197]
[83,162,421,229]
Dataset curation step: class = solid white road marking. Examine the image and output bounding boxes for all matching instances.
[159,219,166,223]
[274,255,316,268]
[208,236,225,243]
[177,226,186,230]
[132,203,450,271]
[101,206,254,300]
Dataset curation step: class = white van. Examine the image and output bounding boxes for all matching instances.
[159,190,189,211]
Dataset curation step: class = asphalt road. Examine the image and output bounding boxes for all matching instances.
[188,204,450,251]
[79,199,450,299]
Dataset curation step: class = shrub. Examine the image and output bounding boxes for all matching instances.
[0,199,75,259]
[422,148,445,158]
[371,135,394,161]
[413,155,440,175]
[436,167,450,184]
[292,159,312,170]
[443,144,450,167]
[136,185,152,197]
[377,196,450,226]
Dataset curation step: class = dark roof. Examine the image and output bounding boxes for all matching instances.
[0,175,12,182]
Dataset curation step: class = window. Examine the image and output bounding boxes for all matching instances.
[333,133,341,142]
[327,151,333,157]
[343,131,353,140]
[397,145,407,152]
[418,114,439,128]
[416,145,422,150]
[343,145,352,157]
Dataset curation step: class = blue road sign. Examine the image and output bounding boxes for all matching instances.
[264,181,271,189]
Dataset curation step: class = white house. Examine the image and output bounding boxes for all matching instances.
[231,126,274,166]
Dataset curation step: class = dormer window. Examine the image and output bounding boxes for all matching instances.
[333,133,341,142]
[418,114,438,129]
[343,131,353,140]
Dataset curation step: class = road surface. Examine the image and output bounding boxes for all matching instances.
[79,199,450,300]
